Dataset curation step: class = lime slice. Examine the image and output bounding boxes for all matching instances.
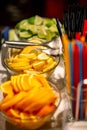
[28,16,35,24]
[18,31,32,39]
[34,15,43,25]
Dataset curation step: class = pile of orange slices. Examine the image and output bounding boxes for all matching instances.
[0,73,59,119]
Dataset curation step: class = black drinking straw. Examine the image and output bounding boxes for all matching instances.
[64,11,68,34]
[56,18,62,37]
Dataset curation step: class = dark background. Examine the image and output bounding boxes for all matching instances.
[0,0,44,26]
[0,0,87,27]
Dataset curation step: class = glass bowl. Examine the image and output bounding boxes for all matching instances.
[0,73,60,129]
[14,15,64,55]
[0,111,53,129]
[1,42,60,77]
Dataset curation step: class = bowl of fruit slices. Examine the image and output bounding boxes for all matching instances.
[14,15,64,55]
[14,15,61,43]
[1,42,60,78]
[0,73,60,129]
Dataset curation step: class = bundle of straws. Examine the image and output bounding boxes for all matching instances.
[56,16,87,120]
[64,5,87,40]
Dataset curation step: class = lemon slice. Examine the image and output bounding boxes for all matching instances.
[21,46,35,54]
[37,52,49,60]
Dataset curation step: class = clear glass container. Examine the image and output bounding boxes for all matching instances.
[1,41,60,78]
[0,74,61,130]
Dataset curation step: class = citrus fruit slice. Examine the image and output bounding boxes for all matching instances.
[36,104,56,117]
[6,108,20,118]
[21,46,35,54]
[11,76,20,92]
[0,81,13,95]
[28,74,42,88]
[16,75,23,91]
[1,91,26,110]
[20,74,31,91]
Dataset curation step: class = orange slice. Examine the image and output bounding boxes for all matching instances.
[6,108,20,118]
[35,74,51,88]
[20,74,31,91]
[36,104,56,117]
[28,74,42,88]
[11,76,20,93]
[15,87,39,110]
[20,112,29,119]
[0,81,13,95]
[16,75,23,91]
[1,91,26,110]
[24,87,56,112]
[20,112,37,121]
[0,95,13,104]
